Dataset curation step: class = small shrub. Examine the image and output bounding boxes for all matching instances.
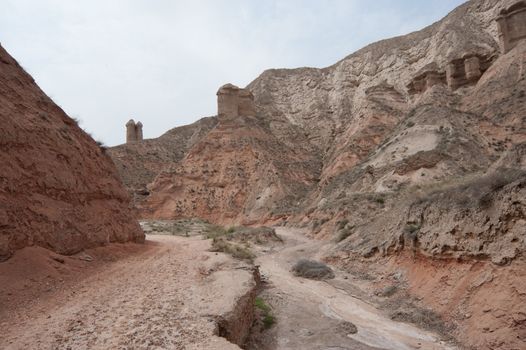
[378,285,398,297]
[255,297,271,313]
[336,226,354,242]
[292,259,335,280]
[255,297,275,329]
[374,196,385,204]
[390,307,447,334]
[337,321,358,335]
[404,223,421,234]
[262,314,276,329]
[337,219,349,230]
[96,140,107,153]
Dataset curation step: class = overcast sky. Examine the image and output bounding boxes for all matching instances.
[1,0,465,146]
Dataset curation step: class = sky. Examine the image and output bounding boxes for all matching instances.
[0,0,466,146]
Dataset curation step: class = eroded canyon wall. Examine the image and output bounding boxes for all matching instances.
[0,44,144,261]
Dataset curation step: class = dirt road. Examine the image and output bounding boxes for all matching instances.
[252,228,456,350]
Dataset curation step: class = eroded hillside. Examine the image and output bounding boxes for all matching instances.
[108,1,526,348]
[0,44,144,261]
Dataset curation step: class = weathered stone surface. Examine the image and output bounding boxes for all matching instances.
[407,64,447,94]
[136,121,143,141]
[110,0,525,246]
[497,1,526,53]
[126,119,143,143]
[446,54,494,90]
[0,44,144,260]
[217,84,256,120]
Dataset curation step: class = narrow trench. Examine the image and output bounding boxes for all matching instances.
[214,267,263,349]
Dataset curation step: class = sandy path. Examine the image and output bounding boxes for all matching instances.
[253,228,456,350]
[1,235,243,350]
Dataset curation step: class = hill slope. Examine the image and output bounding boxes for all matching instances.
[0,44,144,261]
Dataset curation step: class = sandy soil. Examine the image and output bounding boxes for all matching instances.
[0,235,252,350]
[250,228,456,350]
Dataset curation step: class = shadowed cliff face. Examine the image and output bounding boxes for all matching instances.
[0,44,144,261]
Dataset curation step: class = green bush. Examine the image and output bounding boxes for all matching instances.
[255,297,275,329]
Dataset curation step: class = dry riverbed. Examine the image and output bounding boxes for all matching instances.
[1,222,457,349]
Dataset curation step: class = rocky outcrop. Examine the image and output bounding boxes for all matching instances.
[126,119,143,143]
[332,169,525,265]
[446,54,494,90]
[217,84,256,120]
[407,64,446,95]
[497,1,526,53]
[137,111,320,224]
[110,0,526,227]
[0,44,144,261]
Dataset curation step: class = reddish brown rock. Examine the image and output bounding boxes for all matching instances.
[0,44,144,261]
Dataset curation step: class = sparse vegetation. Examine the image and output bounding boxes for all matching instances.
[337,219,349,230]
[205,225,282,261]
[336,225,354,242]
[141,219,209,236]
[292,259,335,280]
[413,168,526,208]
[404,223,421,234]
[390,306,449,336]
[210,239,255,261]
[374,196,385,204]
[96,140,107,153]
[336,321,358,335]
[378,285,398,297]
[254,297,275,329]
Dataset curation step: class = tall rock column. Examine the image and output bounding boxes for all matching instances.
[126,119,137,143]
[136,121,143,141]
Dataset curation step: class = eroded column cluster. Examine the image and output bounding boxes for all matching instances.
[407,1,526,96]
[126,119,143,143]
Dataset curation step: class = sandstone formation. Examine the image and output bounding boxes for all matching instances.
[217,84,256,120]
[497,1,526,53]
[126,119,143,143]
[108,1,526,348]
[0,44,144,261]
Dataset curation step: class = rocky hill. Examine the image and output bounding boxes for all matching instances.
[108,0,526,348]
[110,0,525,227]
[0,44,144,261]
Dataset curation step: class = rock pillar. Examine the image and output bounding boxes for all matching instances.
[136,121,143,141]
[126,119,143,143]
[126,119,137,143]
[217,83,256,120]
[465,56,482,82]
